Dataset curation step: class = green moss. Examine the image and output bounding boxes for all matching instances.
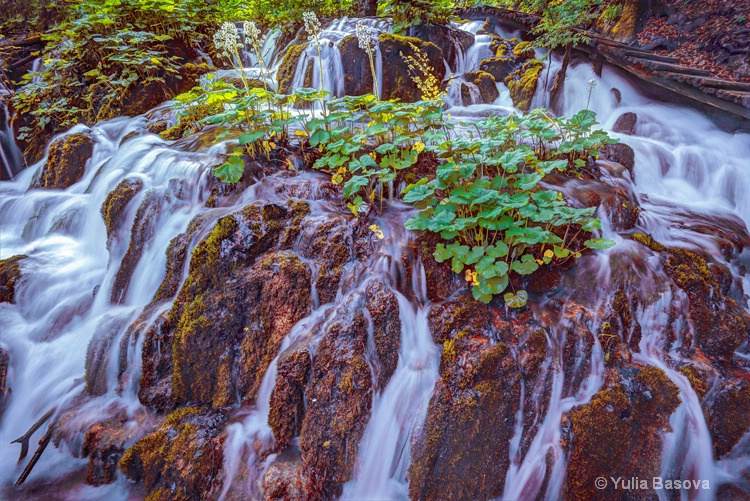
[513,41,535,60]
[101,178,143,239]
[277,43,307,94]
[504,59,543,112]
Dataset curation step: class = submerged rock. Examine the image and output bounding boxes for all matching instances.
[31,132,94,190]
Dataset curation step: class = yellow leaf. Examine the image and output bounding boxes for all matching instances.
[544,249,554,259]
[323,440,331,447]
[294,130,308,137]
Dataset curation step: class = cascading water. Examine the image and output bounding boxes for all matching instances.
[2,13,750,501]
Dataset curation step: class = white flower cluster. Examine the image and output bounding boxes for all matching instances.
[243,21,263,47]
[214,22,242,56]
[356,21,376,51]
[587,78,597,88]
[303,11,321,40]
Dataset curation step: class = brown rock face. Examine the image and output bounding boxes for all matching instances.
[0,254,26,303]
[100,177,143,243]
[407,24,475,70]
[31,132,94,190]
[613,111,638,134]
[299,310,374,497]
[269,350,312,450]
[566,366,681,499]
[379,33,445,102]
[339,35,374,97]
[409,334,521,501]
[464,70,500,104]
[706,381,750,458]
[119,407,226,499]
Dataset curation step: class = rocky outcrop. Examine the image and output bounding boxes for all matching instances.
[277,44,308,95]
[100,178,143,243]
[505,58,543,112]
[379,34,445,102]
[119,407,226,499]
[407,23,475,70]
[0,254,26,303]
[410,295,521,501]
[706,380,750,458]
[31,132,94,190]
[566,366,681,499]
[463,70,500,104]
[339,35,374,97]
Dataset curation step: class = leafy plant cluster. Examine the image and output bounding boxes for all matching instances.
[11,0,217,139]
[378,0,458,34]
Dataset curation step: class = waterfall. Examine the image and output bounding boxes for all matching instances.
[2,13,750,501]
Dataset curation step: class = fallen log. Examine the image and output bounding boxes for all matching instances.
[15,421,54,486]
[11,407,55,463]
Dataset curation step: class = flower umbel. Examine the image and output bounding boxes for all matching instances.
[303,11,321,42]
[214,22,242,56]
[356,21,376,51]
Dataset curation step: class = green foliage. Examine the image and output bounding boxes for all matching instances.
[12,0,215,139]
[379,0,457,34]
[220,0,353,28]
[403,108,617,305]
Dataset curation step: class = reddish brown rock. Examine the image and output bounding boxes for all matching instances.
[706,380,750,458]
[269,350,312,450]
[0,254,26,303]
[565,366,681,499]
[31,132,94,190]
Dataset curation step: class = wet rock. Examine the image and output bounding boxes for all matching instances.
[262,450,316,501]
[0,254,26,303]
[339,35,373,96]
[110,190,163,304]
[277,44,308,95]
[379,33,445,102]
[31,132,94,190]
[136,311,174,410]
[565,366,681,499]
[409,334,521,501]
[512,41,535,61]
[634,234,750,366]
[269,350,312,450]
[100,178,143,243]
[299,307,373,497]
[706,381,750,457]
[299,218,351,304]
[600,142,635,172]
[464,70,500,104]
[407,24,475,70]
[365,280,401,389]
[85,315,130,396]
[0,347,9,419]
[504,59,543,112]
[600,187,640,231]
[612,111,638,135]
[417,234,454,303]
[119,407,226,499]
[427,291,490,344]
[479,55,516,82]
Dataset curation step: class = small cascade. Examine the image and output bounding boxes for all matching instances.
[0,89,23,180]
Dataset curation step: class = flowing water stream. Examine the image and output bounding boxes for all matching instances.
[1,16,749,500]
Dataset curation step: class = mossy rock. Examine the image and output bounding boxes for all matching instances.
[32,132,94,190]
[0,254,26,303]
[409,336,521,501]
[479,55,516,83]
[119,407,226,500]
[707,381,750,457]
[407,23,475,70]
[379,33,445,102]
[504,58,543,112]
[464,70,500,104]
[278,43,308,95]
[100,178,144,243]
[566,366,681,499]
[269,350,312,450]
[513,41,535,61]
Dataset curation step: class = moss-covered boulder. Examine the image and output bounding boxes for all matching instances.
[277,44,308,95]
[269,349,312,450]
[566,366,681,499]
[409,333,521,500]
[0,254,26,303]
[100,178,144,244]
[379,33,445,102]
[505,58,543,112]
[135,200,313,411]
[706,381,750,457]
[479,55,516,82]
[119,407,226,500]
[31,132,94,190]
[464,70,500,104]
[299,310,373,497]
